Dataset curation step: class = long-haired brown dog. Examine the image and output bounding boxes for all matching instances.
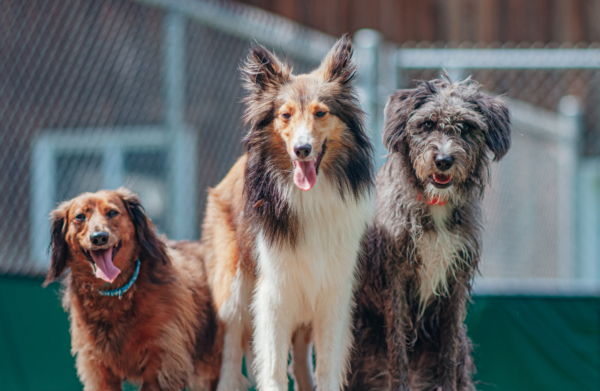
[202,35,373,391]
[44,188,222,391]
[348,76,511,391]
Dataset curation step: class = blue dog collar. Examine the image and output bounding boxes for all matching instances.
[97,259,140,300]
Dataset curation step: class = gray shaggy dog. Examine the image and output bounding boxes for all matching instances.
[347,76,511,391]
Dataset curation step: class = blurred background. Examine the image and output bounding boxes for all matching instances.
[1,0,599,390]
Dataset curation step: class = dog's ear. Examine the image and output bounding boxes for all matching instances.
[382,89,418,152]
[116,188,169,266]
[43,201,71,287]
[318,34,356,85]
[475,94,511,161]
[241,44,290,94]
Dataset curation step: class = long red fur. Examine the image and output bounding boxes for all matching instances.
[45,188,222,391]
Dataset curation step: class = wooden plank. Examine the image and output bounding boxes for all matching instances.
[478,0,498,44]
[496,0,511,43]
[270,0,296,21]
[508,0,526,42]
[417,0,436,42]
[552,0,569,42]
[463,0,479,43]
[527,0,550,43]
[566,0,583,43]
[310,0,338,36]
[298,0,311,27]
[338,0,352,35]
[406,0,416,42]
[446,0,464,42]
[404,0,418,42]
[378,0,400,42]
[350,0,379,31]
[235,0,598,45]
[396,0,408,42]
[584,0,600,42]
[432,0,449,43]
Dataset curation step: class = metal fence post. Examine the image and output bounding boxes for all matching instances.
[557,95,582,279]
[162,10,198,240]
[353,29,386,168]
[30,139,56,272]
[578,159,600,282]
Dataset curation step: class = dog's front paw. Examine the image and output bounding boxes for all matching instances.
[216,374,251,391]
[258,378,288,391]
[314,373,339,391]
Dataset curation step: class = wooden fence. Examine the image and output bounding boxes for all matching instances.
[237,0,600,45]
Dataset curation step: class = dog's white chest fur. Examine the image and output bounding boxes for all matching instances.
[256,178,372,320]
[416,204,464,307]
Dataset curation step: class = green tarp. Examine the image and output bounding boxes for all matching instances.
[1,276,598,391]
[468,295,600,391]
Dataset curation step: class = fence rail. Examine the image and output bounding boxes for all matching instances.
[134,0,334,62]
[396,48,600,69]
[1,0,599,289]
[354,33,600,284]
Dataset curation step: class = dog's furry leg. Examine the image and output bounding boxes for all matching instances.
[436,276,472,391]
[216,323,250,391]
[252,278,295,391]
[290,325,316,391]
[346,306,391,391]
[140,378,161,391]
[313,282,355,391]
[455,325,475,391]
[208,377,220,391]
[216,269,254,391]
[76,352,121,391]
[245,338,258,387]
[384,273,411,391]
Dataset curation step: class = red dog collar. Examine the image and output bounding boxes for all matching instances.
[418,192,449,206]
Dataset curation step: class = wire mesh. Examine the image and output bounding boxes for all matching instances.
[482,118,563,279]
[398,43,600,156]
[399,63,586,281]
[1,0,596,284]
[0,0,323,276]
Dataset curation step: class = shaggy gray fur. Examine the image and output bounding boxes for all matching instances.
[347,76,511,391]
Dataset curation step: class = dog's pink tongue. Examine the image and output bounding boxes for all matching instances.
[90,249,120,283]
[293,160,317,191]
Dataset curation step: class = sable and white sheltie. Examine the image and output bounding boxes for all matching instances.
[201,35,374,391]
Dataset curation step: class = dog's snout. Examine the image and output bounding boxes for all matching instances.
[90,231,109,246]
[294,143,312,159]
[435,155,454,171]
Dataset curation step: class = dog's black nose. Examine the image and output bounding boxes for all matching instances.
[90,231,109,246]
[435,155,454,171]
[294,143,312,159]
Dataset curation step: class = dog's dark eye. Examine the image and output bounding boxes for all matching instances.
[281,113,291,119]
[75,213,86,221]
[423,120,434,129]
[461,123,474,134]
[107,210,119,218]
[315,111,327,118]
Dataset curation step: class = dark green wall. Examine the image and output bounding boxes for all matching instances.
[468,295,600,390]
[1,276,598,391]
[0,276,80,391]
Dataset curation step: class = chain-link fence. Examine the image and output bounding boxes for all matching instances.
[0,0,333,275]
[2,0,600,290]
[377,45,598,288]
